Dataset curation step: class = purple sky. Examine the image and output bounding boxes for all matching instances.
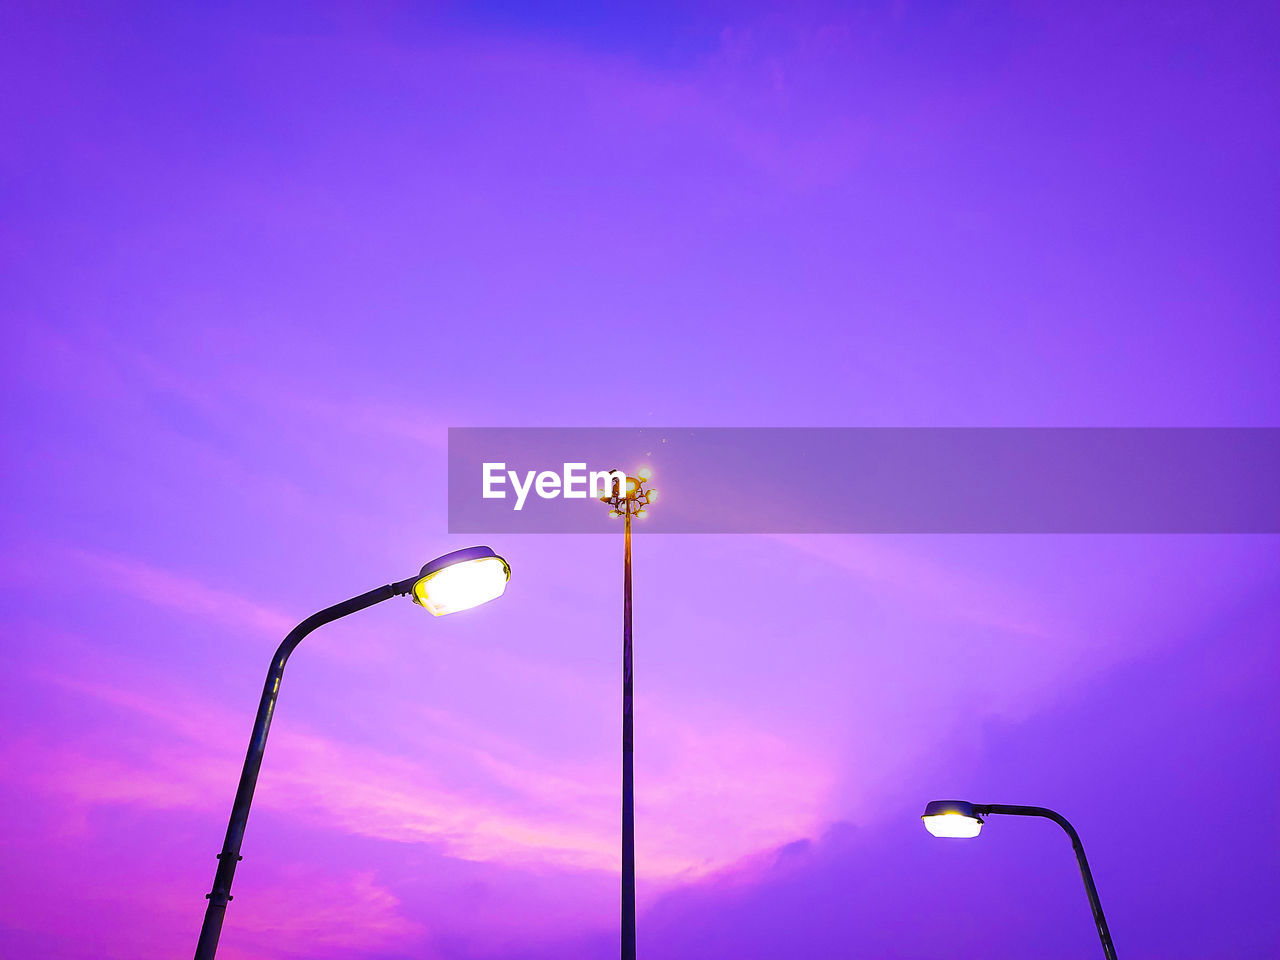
[2,2,1278,958]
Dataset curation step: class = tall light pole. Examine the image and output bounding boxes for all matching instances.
[194,546,511,960]
[601,467,655,960]
[921,799,1118,960]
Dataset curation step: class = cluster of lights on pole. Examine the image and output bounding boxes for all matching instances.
[601,466,657,519]
[598,464,655,960]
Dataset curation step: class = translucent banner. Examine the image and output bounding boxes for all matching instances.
[447,428,1280,534]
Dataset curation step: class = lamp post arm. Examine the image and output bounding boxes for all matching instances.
[194,579,415,960]
[976,804,1117,960]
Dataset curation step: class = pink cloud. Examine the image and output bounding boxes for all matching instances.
[0,845,420,960]
[217,869,424,960]
[15,659,831,883]
[67,549,295,637]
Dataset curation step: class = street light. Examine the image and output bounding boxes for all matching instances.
[601,467,654,960]
[194,546,511,960]
[412,546,511,615]
[921,799,1118,960]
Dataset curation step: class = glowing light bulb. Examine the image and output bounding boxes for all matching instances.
[412,556,510,617]
[921,801,984,838]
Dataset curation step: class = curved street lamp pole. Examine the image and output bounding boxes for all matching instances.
[194,547,511,960]
[978,804,1117,960]
[921,800,1117,960]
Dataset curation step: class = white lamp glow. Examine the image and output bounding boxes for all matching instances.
[412,549,510,616]
[923,813,983,838]
[921,800,984,838]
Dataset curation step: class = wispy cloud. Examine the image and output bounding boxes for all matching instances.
[10,550,836,883]
[16,653,830,884]
[0,845,422,960]
[218,869,424,960]
[67,549,295,637]
[769,533,1052,640]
